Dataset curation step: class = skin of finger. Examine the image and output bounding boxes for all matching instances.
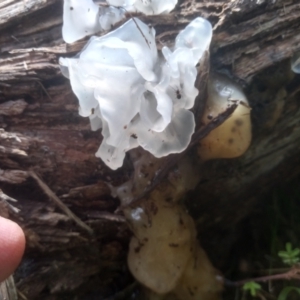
[0,216,25,282]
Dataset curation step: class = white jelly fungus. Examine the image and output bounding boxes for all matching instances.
[62,0,125,43]
[197,74,252,161]
[63,0,126,43]
[99,6,126,31]
[62,0,178,44]
[60,17,212,170]
[63,0,102,44]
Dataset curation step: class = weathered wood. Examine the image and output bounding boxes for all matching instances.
[0,0,300,299]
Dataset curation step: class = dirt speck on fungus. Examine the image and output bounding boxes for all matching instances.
[235,118,244,126]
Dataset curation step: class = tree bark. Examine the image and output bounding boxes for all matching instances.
[0,0,300,299]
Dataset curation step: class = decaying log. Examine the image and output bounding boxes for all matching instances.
[0,0,300,299]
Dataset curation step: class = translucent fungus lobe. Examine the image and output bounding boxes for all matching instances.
[60,17,213,169]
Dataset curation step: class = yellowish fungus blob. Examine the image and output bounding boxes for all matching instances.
[124,163,222,300]
[198,74,252,161]
[125,198,196,294]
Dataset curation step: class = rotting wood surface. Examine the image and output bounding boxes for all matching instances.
[0,0,300,299]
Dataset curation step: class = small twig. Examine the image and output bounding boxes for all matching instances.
[225,266,300,287]
[35,80,53,101]
[11,35,21,43]
[0,189,20,214]
[131,17,151,49]
[17,290,28,300]
[117,7,151,50]
[255,267,291,275]
[190,103,238,148]
[87,211,126,223]
[0,190,17,202]
[29,170,93,235]
[287,83,300,99]
[257,291,267,300]
[0,275,18,300]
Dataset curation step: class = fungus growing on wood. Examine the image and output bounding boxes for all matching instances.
[110,157,220,299]
[60,17,212,170]
[62,0,126,43]
[125,198,196,294]
[124,160,222,299]
[62,0,101,43]
[60,9,221,298]
[198,74,252,161]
